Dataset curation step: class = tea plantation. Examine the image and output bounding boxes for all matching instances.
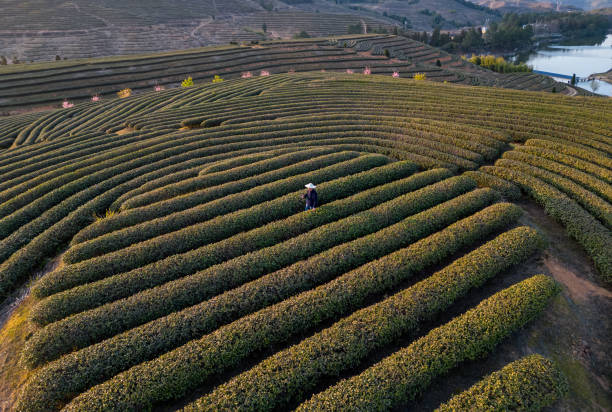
[0,72,609,411]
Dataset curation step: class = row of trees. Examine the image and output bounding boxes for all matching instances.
[407,14,534,53]
[466,54,532,73]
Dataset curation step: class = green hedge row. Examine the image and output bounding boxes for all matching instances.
[27,172,477,367]
[0,136,312,300]
[517,143,612,185]
[483,165,612,283]
[295,275,560,411]
[186,226,545,411]
[0,128,172,211]
[32,158,410,298]
[107,148,298,212]
[502,150,612,204]
[495,158,612,230]
[0,132,133,189]
[32,165,436,329]
[38,202,522,412]
[57,149,382,264]
[464,170,521,200]
[435,354,568,411]
[524,138,612,171]
[69,149,356,249]
[92,136,438,241]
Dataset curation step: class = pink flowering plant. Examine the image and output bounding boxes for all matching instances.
[62,100,74,108]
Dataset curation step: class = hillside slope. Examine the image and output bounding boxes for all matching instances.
[0,34,579,114]
[0,0,500,63]
[0,72,610,411]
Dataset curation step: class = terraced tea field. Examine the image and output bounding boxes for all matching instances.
[0,34,577,114]
[0,72,610,411]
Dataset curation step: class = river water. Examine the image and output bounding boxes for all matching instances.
[523,34,612,96]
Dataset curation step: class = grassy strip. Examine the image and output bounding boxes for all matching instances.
[32,158,409,298]
[483,165,612,283]
[65,150,361,257]
[42,202,521,412]
[26,173,476,366]
[187,226,544,411]
[435,354,568,411]
[296,275,560,411]
[464,170,521,200]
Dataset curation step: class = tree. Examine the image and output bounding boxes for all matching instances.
[0,56,6,65]
[436,59,441,67]
[262,23,267,33]
[181,76,194,87]
[571,73,576,85]
[430,27,441,46]
[384,49,390,58]
[55,55,61,61]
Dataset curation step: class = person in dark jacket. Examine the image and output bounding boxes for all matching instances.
[302,183,318,211]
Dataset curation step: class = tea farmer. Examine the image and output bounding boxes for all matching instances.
[302,183,318,211]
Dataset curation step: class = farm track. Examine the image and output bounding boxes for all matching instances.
[0,72,609,411]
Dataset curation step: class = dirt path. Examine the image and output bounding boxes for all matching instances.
[189,17,215,43]
[564,85,578,96]
[405,199,612,411]
[64,1,113,28]
[0,253,63,412]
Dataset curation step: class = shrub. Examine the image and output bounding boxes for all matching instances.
[483,165,612,283]
[117,88,132,98]
[464,170,521,200]
[495,158,612,229]
[26,174,485,367]
[32,158,411,298]
[414,72,426,80]
[296,275,560,411]
[39,202,521,411]
[63,151,364,262]
[185,227,545,411]
[436,355,568,411]
[212,75,223,83]
[181,76,194,87]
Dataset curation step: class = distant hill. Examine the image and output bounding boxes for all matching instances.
[0,0,500,63]
[473,0,609,11]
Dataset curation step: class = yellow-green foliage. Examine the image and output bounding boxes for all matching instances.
[467,54,531,73]
[212,75,224,83]
[414,72,426,80]
[297,275,560,411]
[116,88,132,98]
[181,76,194,87]
[436,354,568,411]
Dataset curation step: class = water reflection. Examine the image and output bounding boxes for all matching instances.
[523,34,612,96]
